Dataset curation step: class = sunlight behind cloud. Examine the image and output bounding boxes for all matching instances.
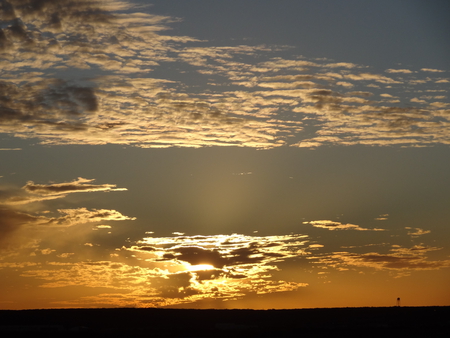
[186,264,215,272]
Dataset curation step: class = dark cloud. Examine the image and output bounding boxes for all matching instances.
[3,0,115,32]
[0,28,12,50]
[131,233,308,290]
[307,89,343,110]
[0,208,43,233]
[166,246,227,268]
[157,236,303,271]
[116,233,310,303]
[0,80,97,120]
[6,18,29,41]
[0,1,17,21]
[0,208,48,248]
[347,91,373,97]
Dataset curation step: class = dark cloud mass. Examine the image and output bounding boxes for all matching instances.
[165,246,228,268]
[0,80,96,129]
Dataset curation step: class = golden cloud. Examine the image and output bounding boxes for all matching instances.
[1,1,448,149]
[303,220,385,231]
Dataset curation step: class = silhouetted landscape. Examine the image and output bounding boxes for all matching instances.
[0,306,449,337]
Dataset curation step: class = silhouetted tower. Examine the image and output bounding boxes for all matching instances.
[396,297,401,307]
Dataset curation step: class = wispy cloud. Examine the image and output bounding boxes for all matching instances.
[23,177,126,196]
[319,244,450,276]
[0,177,132,249]
[2,177,126,205]
[405,227,431,238]
[421,68,445,73]
[385,69,414,74]
[46,208,135,227]
[303,220,385,231]
[375,214,389,221]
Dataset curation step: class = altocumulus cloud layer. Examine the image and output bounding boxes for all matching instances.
[0,0,449,148]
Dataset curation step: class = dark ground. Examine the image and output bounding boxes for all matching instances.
[0,306,449,337]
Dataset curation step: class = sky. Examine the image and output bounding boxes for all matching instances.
[0,0,449,310]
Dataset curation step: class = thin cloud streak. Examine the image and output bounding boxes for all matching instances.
[2,177,127,205]
[303,220,385,231]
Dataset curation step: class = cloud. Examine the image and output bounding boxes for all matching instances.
[2,220,446,307]
[335,81,354,87]
[0,205,133,249]
[121,233,310,303]
[303,220,385,231]
[343,73,400,84]
[421,68,445,73]
[322,244,450,274]
[132,233,308,271]
[385,69,414,74]
[95,225,111,229]
[2,177,126,205]
[375,214,389,221]
[47,208,135,227]
[0,177,132,250]
[0,0,448,149]
[23,177,126,196]
[405,227,431,238]
[10,232,309,307]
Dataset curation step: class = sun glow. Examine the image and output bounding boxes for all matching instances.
[187,264,215,271]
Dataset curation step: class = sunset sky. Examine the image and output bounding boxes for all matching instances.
[1,0,449,310]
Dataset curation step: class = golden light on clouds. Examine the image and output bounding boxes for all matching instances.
[1,0,450,310]
[0,0,448,149]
